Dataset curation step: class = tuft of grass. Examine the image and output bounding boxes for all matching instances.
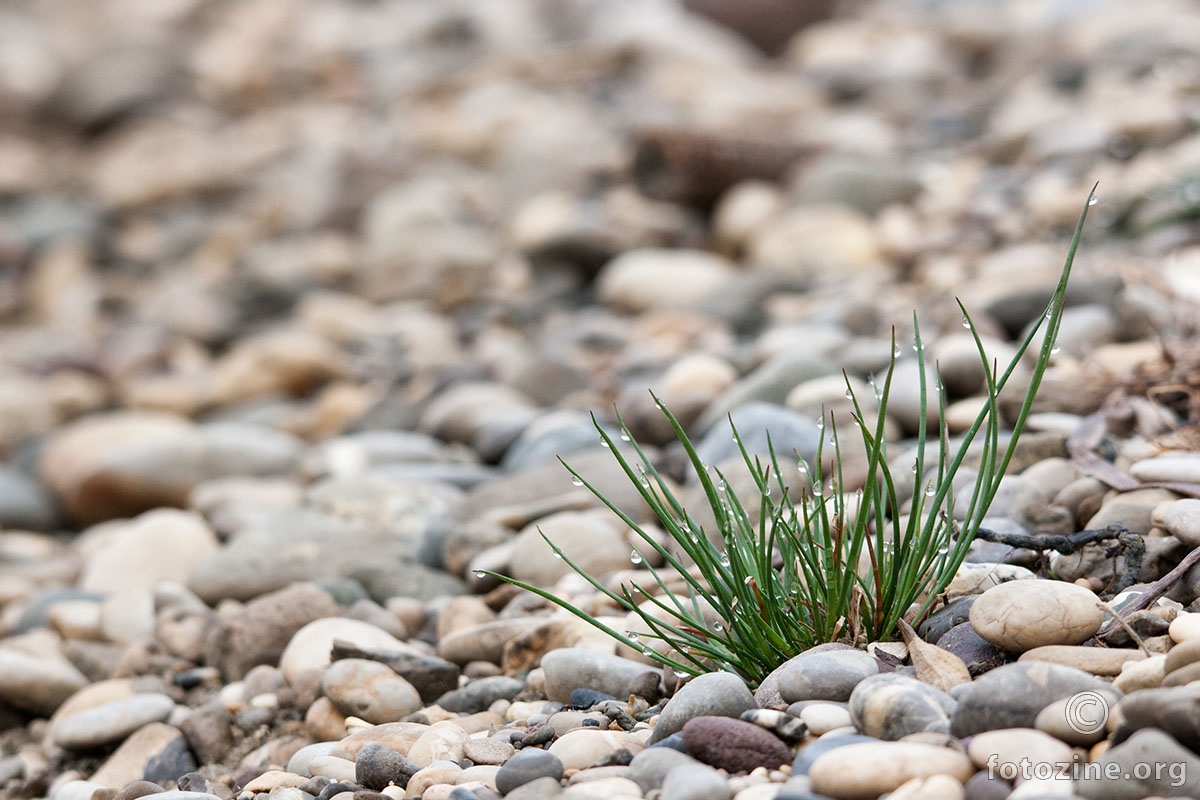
[486,188,1096,687]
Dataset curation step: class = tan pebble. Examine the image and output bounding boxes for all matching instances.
[1112,654,1167,693]
[1017,645,1145,676]
[1170,612,1200,643]
[408,720,469,767]
[328,721,429,761]
[241,770,307,793]
[560,775,643,797]
[407,764,462,796]
[884,774,965,800]
[1161,662,1200,687]
[380,787,405,800]
[1035,698,1110,746]
[969,580,1103,652]
[799,704,853,736]
[306,755,356,784]
[1164,638,1200,674]
[462,736,515,765]
[809,742,973,800]
[457,766,500,788]
[305,696,347,741]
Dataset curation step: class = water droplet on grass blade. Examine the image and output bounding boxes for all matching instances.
[626,631,640,642]
[962,315,972,329]
[1050,344,1061,355]
[553,552,563,559]
[1088,194,1098,206]
[473,570,486,578]
[630,549,643,565]
[713,621,724,632]
[620,432,631,442]
[719,553,730,567]
[571,476,584,487]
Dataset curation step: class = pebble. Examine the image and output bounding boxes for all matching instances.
[950,662,1118,738]
[968,580,1104,651]
[494,749,565,795]
[660,762,731,800]
[1017,645,1145,676]
[322,659,423,725]
[651,671,757,744]
[776,649,880,703]
[541,649,662,706]
[848,673,955,740]
[1170,612,1200,643]
[628,748,702,793]
[51,692,176,751]
[355,742,419,791]
[680,716,792,772]
[547,729,646,771]
[0,640,89,715]
[1076,728,1200,800]
[1154,498,1200,547]
[808,741,973,800]
[795,703,853,736]
[278,617,419,686]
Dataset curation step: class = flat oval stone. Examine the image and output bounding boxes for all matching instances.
[462,736,514,766]
[540,648,661,705]
[1154,498,1200,548]
[1170,612,1200,643]
[52,692,176,750]
[969,580,1103,651]
[965,728,1074,772]
[547,729,645,771]
[680,716,792,773]
[1017,645,1145,676]
[809,741,973,799]
[776,649,879,703]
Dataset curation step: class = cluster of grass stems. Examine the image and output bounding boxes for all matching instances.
[488,189,1095,687]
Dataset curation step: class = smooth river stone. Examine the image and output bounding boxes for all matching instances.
[1130,455,1200,484]
[278,617,420,686]
[969,580,1103,651]
[1017,645,1145,676]
[52,692,176,750]
[1155,498,1200,547]
[546,729,646,771]
[808,741,973,800]
[0,644,88,716]
[321,658,422,724]
[650,671,756,744]
[540,648,661,705]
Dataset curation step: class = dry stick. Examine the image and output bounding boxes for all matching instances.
[1096,544,1200,638]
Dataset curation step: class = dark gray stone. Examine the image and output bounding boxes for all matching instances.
[437,676,524,714]
[1076,728,1200,800]
[355,742,418,791]
[143,736,197,785]
[936,622,1010,677]
[495,749,564,795]
[918,596,976,642]
[950,662,1118,738]
[1116,686,1200,751]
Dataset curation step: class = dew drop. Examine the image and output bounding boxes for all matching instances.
[473,570,487,578]
[961,315,972,329]
[911,461,919,474]
[797,461,809,475]
[828,435,836,446]
[630,549,643,565]
[641,646,653,656]
[626,631,640,642]
[816,417,825,431]
[844,389,854,401]
[713,621,724,632]
[553,552,563,560]
[719,553,730,567]
[937,547,949,556]
[1088,194,1098,206]
[673,670,689,679]
[600,438,611,448]
[717,481,727,494]
[812,481,824,497]
[893,345,903,357]
[620,432,631,442]
[925,482,935,497]
[571,476,584,487]
[1050,344,1061,355]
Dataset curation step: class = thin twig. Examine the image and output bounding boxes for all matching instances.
[1097,544,1200,638]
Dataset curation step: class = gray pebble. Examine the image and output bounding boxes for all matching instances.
[776,649,879,703]
[355,742,418,791]
[52,692,176,750]
[495,748,564,794]
[650,671,756,744]
[660,762,732,800]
